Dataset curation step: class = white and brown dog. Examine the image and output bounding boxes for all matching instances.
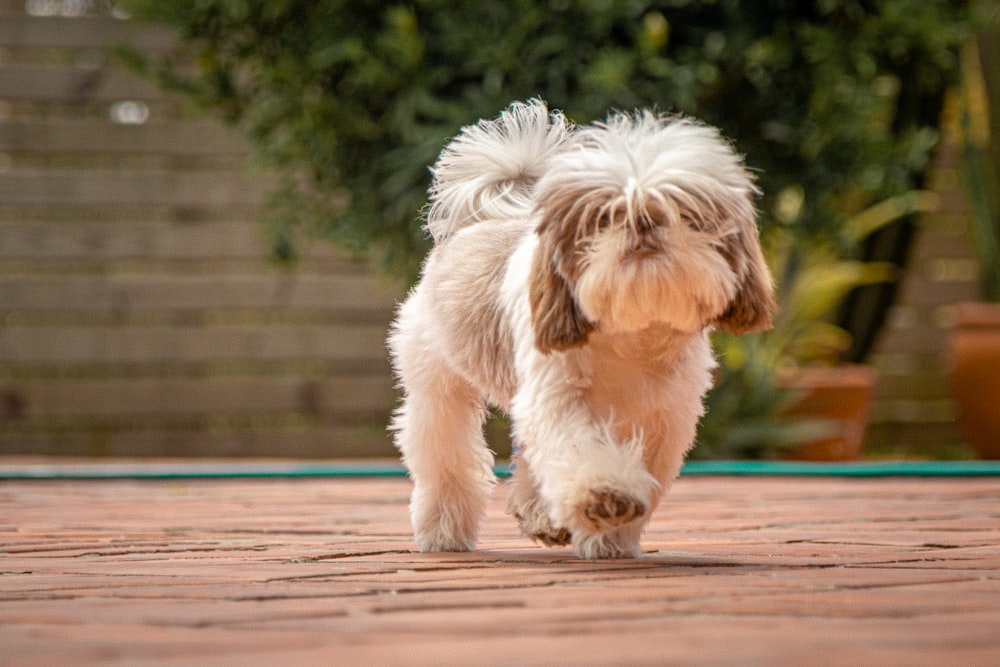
[389,100,775,559]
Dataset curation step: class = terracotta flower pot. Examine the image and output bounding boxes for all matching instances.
[948,302,1000,460]
[778,365,877,461]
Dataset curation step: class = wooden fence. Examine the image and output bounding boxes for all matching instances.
[865,135,981,454]
[0,2,981,458]
[0,3,402,457]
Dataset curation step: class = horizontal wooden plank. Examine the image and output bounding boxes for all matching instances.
[0,14,177,50]
[896,276,982,312]
[872,371,952,402]
[0,220,268,260]
[907,227,979,262]
[0,272,398,312]
[0,354,394,378]
[0,323,390,364]
[872,329,952,355]
[0,119,247,155]
[0,424,398,458]
[870,398,956,424]
[0,202,266,226]
[4,374,397,419]
[866,421,965,450]
[0,223,392,269]
[0,170,265,206]
[0,63,164,101]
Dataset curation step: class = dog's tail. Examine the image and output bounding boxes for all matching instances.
[425,99,571,242]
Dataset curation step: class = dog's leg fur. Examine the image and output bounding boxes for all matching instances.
[499,239,658,559]
[505,454,571,546]
[506,457,647,557]
[508,354,658,558]
[573,523,646,559]
[389,290,496,552]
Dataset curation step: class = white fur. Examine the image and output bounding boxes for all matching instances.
[389,100,773,559]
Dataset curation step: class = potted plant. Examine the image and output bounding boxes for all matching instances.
[948,27,1000,460]
[697,190,940,461]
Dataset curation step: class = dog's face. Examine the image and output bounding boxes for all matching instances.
[529,113,776,353]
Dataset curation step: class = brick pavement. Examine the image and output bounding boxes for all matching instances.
[1,469,999,665]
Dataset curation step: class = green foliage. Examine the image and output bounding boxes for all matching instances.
[119,0,972,458]
[697,190,941,458]
[957,4,1000,301]
[693,331,818,460]
[120,0,971,276]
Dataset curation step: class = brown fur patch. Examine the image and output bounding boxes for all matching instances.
[529,247,595,353]
[713,218,778,334]
[529,192,599,353]
[425,222,522,404]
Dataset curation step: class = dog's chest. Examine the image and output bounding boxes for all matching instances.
[586,354,665,413]
[581,332,682,419]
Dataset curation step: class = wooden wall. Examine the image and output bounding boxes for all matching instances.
[866,134,980,455]
[0,3,402,458]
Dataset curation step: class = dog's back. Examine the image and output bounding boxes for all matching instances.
[415,219,524,407]
[407,99,573,407]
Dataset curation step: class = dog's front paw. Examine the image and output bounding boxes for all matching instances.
[412,507,478,552]
[581,488,646,531]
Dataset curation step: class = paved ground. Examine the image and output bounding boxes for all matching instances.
[2,465,999,666]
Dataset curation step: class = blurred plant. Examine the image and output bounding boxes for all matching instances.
[694,191,940,459]
[116,0,972,458]
[117,0,971,278]
[957,4,1000,301]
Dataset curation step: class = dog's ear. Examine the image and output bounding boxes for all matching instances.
[529,240,595,353]
[713,222,778,334]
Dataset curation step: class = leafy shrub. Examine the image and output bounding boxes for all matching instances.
[121,0,973,457]
[121,0,970,276]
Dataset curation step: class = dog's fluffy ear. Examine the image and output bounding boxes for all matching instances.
[714,220,778,334]
[529,240,595,353]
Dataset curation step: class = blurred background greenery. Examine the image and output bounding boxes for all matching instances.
[119,0,971,269]
[114,0,997,459]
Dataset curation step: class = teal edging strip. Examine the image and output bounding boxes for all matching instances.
[678,460,1000,477]
[0,461,412,481]
[0,460,999,480]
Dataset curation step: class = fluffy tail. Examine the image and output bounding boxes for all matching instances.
[425,99,571,242]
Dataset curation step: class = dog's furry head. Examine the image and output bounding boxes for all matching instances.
[528,109,776,353]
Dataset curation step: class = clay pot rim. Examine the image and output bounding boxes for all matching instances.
[953,302,1000,328]
[777,364,877,390]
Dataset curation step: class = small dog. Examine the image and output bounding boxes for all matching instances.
[389,100,775,559]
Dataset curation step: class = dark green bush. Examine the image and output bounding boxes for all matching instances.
[121,0,974,458]
[121,0,971,277]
